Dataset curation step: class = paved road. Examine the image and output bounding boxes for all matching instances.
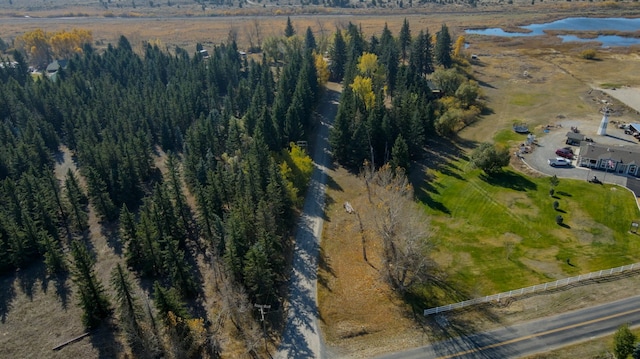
[276,86,340,359]
[375,295,640,359]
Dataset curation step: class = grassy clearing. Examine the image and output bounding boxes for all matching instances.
[419,156,640,299]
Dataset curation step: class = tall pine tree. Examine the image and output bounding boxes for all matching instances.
[70,240,112,328]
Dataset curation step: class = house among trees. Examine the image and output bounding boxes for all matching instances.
[198,49,209,59]
[46,59,68,77]
[426,80,443,98]
[578,142,640,176]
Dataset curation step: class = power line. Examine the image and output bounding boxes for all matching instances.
[255,303,271,356]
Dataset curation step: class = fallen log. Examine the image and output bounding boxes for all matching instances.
[52,332,90,351]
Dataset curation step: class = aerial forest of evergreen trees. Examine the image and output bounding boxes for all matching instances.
[0,17,480,356]
[329,21,481,171]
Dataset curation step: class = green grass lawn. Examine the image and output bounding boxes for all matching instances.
[417,158,640,302]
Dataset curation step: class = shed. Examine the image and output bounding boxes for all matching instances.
[565,131,585,146]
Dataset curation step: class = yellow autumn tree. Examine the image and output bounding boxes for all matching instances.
[357,52,378,77]
[15,28,93,68]
[278,142,313,206]
[15,29,50,68]
[314,53,329,85]
[49,29,93,60]
[453,35,465,58]
[350,75,375,110]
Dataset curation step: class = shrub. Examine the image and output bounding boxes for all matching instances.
[553,200,559,210]
[470,142,510,174]
[549,188,555,197]
[580,49,597,60]
[555,215,564,225]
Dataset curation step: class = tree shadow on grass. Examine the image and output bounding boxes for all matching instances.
[317,246,335,293]
[53,271,72,310]
[18,259,48,301]
[480,170,537,191]
[325,174,342,192]
[410,136,473,215]
[556,191,572,197]
[100,221,123,257]
[90,320,124,359]
[0,271,15,323]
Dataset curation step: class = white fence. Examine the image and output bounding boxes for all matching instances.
[424,262,640,316]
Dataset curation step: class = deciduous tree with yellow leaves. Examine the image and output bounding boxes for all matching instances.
[15,28,92,69]
[314,53,329,85]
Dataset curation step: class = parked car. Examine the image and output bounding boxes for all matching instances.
[548,157,571,167]
[555,147,574,159]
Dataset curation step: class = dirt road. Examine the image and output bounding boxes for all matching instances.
[276,84,340,359]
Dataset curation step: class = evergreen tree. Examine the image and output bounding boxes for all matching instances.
[284,16,296,38]
[435,24,453,68]
[70,240,112,328]
[409,30,433,77]
[399,18,411,63]
[162,236,197,298]
[110,263,159,356]
[329,88,356,164]
[136,208,162,276]
[329,29,347,82]
[39,232,66,274]
[64,169,89,232]
[11,50,29,86]
[243,239,275,303]
[153,281,189,323]
[379,23,399,96]
[111,263,143,330]
[120,204,143,269]
[304,26,317,51]
[84,167,117,221]
[390,135,410,173]
[166,153,193,242]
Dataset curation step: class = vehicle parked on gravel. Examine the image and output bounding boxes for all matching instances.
[555,147,574,159]
[548,157,572,167]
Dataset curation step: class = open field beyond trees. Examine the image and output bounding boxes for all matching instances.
[2,2,640,359]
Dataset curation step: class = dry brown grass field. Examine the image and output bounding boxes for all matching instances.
[2,3,640,359]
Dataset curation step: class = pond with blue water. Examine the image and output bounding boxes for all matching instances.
[466,17,640,47]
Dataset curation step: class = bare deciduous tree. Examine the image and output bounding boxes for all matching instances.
[366,164,436,293]
[218,272,263,356]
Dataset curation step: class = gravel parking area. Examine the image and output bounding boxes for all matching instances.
[519,119,633,187]
[517,86,640,187]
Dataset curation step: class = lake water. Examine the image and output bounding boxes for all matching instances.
[466,17,640,47]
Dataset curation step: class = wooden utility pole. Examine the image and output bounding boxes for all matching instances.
[255,303,271,355]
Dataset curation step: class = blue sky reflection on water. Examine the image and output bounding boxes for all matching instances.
[466,17,640,47]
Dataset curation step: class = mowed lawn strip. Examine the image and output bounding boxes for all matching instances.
[422,157,640,300]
